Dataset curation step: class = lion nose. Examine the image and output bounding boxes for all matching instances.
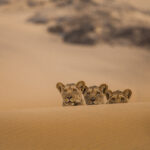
[67,96,72,100]
[91,97,95,101]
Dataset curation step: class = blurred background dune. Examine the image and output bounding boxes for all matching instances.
[0,0,150,109]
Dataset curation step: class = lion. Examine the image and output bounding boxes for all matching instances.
[105,89,132,104]
[82,84,108,105]
[56,81,86,106]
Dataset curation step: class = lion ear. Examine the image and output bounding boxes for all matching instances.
[99,84,108,94]
[123,89,132,99]
[105,90,113,100]
[56,82,65,93]
[76,81,86,93]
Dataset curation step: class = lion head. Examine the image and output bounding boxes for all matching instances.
[56,81,86,106]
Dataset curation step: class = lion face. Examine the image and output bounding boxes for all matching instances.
[106,89,132,104]
[83,84,108,105]
[56,81,86,106]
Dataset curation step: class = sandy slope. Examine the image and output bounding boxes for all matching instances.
[0,103,150,150]
[0,4,150,150]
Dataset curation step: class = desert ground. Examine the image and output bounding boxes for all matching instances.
[0,0,150,150]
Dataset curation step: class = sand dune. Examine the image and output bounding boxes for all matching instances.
[0,103,150,150]
[0,1,150,150]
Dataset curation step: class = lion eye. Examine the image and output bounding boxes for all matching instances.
[64,89,67,92]
[97,92,100,95]
[73,89,77,92]
[87,92,90,95]
[121,97,125,101]
[111,98,115,101]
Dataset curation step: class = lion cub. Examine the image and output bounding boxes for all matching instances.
[106,89,132,104]
[56,81,86,106]
[82,84,108,105]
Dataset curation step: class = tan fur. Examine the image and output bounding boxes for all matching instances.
[56,81,85,106]
[83,84,108,105]
[106,89,132,104]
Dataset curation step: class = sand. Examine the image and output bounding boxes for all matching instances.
[0,103,150,150]
[0,1,150,150]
